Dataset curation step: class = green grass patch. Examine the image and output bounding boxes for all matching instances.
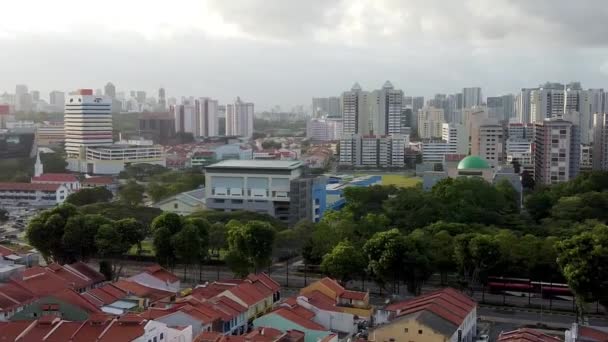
[381,174,422,188]
[128,239,155,256]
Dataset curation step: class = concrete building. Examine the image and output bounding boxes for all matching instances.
[64,89,113,170]
[204,160,304,223]
[341,83,370,136]
[306,118,343,141]
[153,188,206,215]
[289,175,326,225]
[369,81,405,135]
[78,144,165,175]
[517,88,533,123]
[592,112,608,171]
[226,97,254,138]
[104,82,116,99]
[196,97,219,137]
[173,102,196,135]
[49,91,65,108]
[417,107,445,139]
[534,118,580,185]
[421,123,467,163]
[463,87,482,108]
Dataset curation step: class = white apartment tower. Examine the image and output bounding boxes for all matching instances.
[370,81,404,135]
[195,97,219,137]
[64,89,112,161]
[471,120,505,167]
[173,103,196,135]
[417,107,445,139]
[534,118,580,185]
[226,97,254,138]
[342,83,370,135]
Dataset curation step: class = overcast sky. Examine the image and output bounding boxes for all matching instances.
[2,0,608,110]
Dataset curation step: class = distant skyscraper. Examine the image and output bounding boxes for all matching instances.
[463,87,482,108]
[411,96,425,132]
[195,97,219,137]
[417,107,445,139]
[226,97,254,138]
[104,82,116,99]
[471,119,505,167]
[312,97,341,117]
[534,118,580,185]
[341,83,370,135]
[158,88,166,111]
[370,81,404,135]
[502,94,515,120]
[15,84,30,112]
[31,91,40,102]
[593,113,608,171]
[486,96,504,120]
[136,91,146,104]
[173,103,196,134]
[49,91,65,106]
[64,89,112,164]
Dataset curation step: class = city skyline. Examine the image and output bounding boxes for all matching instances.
[3,1,608,109]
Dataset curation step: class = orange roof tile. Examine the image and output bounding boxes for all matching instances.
[113,280,174,303]
[272,308,326,331]
[145,264,180,283]
[498,328,562,342]
[340,290,367,301]
[317,278,345,297]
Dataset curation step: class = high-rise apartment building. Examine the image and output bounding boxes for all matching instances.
[421,123,467,163]
[463,87,482,108]
[370,81,404,135]
[307,118,343,141]
[312,97,341,117]
[417,107,445,139]
[64,89,112,161]
[516,89,533,123]
[341,83,370,135]
[173,103,196,134]
[104,82,116,99]
[339,134,406,168]
[593,113,608,171]
[136,91,146,104]
[226,97,254,138]
[487,97,504,120]
[195,97,219,137]
[534,118,580,185]
[15,84,31,112]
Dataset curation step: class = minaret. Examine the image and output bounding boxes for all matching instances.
[34,149,43,177]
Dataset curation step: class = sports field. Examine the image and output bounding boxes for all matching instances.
[381,174,421,188]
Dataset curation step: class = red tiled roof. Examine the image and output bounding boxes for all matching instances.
[389,288,476,327]
[52,288,103,314]
[66,262,107,284]
[0,283,35,312]
[226,282,267,306]
[17,316,62,340]
[81,176,113,185]
[0,245,15,256]
[113,280,174,303]
[44,321,86,342]
[498,328,562,342]
[84,284,127,306]
[290,304,316,320]
[212,296,247,314]
[272,307,326,331]
[0,182,61,191]
[578,326,608,342]
[317,278,345,298]
[11,266,70,296]
[47,263,95,291]
[69,317,113,342]
[196,331,223,342]
[302,291,342,313]
[0,320,34,341]
[98,315,146,342]
[192,283,232,301]
[145,264,180,283]
[31,173,78,183]
[340,290,367,301]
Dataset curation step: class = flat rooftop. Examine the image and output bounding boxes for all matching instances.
[206,159,303,170]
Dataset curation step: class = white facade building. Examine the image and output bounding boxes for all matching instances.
[173,103,196,135]
[64,89,112,169]
[339,134,406,168]
[226,97,254,138]
[196,97,219,137]
[471,121,505,168]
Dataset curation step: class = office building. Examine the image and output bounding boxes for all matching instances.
[104,82,116,99]
[534,118,580,185]
[158,87,166,111]
[463,87,482,108]
[204,160,305,224]
[507,122,535,140]
[138,112,176,145]
[307,118,343,141]
[226,97,254,138]
[502,94,515,119]
[64,89,112,170]
[49,91,65,107]
[37,122,65,146]
[593,112,608,171]
[15,84,29,112]
[417,107,445,139]
[487,97,504,120]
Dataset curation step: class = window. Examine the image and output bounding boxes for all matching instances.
[404,328,408,333]
[418,330,423,334]
[160,333,164,340]
[174,203,178,209]
[154,337,157,342]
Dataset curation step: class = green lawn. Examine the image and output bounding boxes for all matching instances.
[128,239,155,256]
[381,174,421,188]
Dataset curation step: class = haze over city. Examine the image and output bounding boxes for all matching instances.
[3,0,608,109]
